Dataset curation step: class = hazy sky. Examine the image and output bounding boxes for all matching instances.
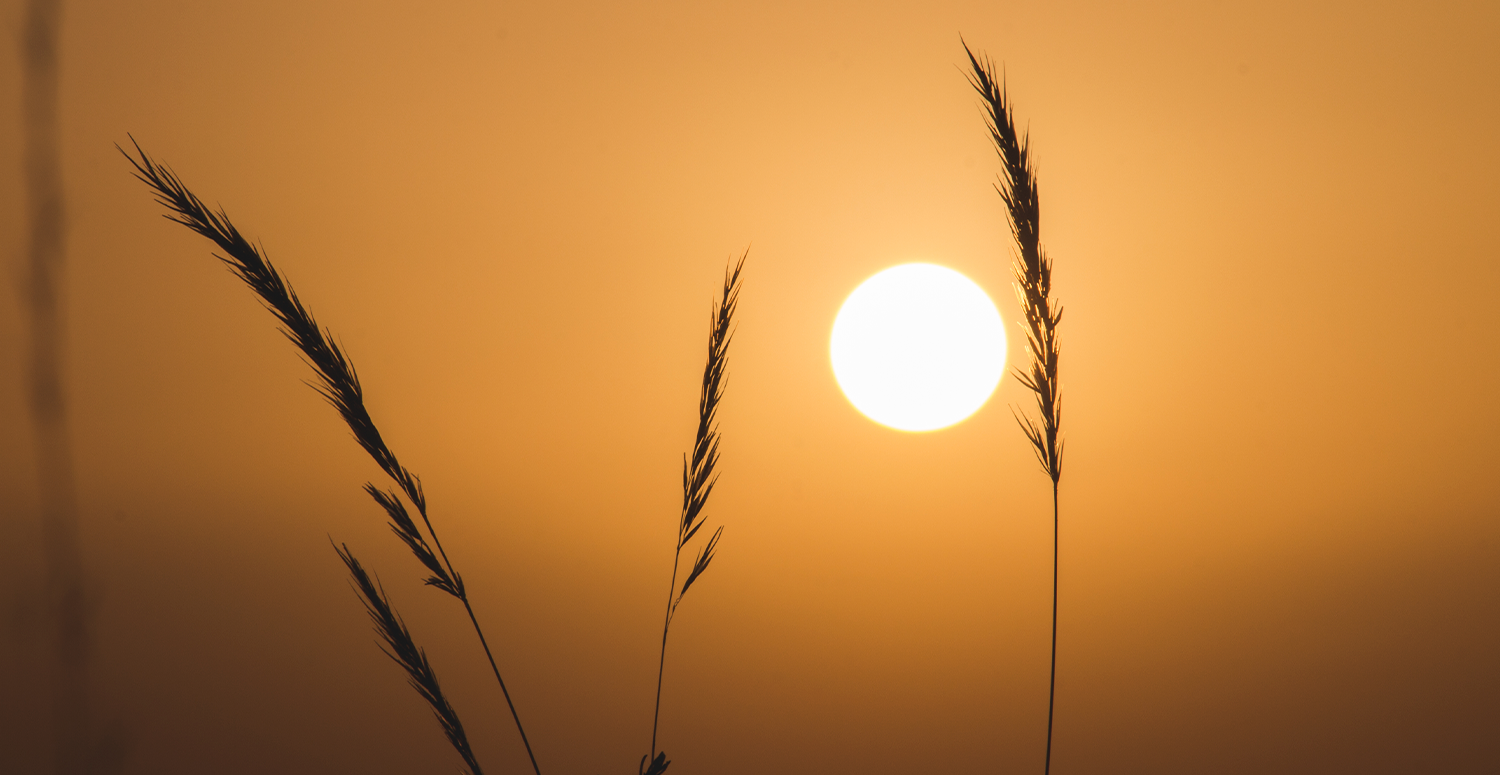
[2,1,1498,773]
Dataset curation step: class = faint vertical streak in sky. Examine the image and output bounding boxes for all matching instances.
[19,1,108,772]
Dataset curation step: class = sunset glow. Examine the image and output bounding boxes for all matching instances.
[3,3,1496,773]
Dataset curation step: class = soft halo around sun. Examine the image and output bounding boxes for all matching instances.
[830,263,1007,432]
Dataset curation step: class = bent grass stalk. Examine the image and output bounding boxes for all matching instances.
[964,42,1065,775]
[336,542,486,775]
[120,139,540,775]
[644,252,746,775]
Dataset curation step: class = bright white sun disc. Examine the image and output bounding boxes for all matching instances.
[830,263,1007,432]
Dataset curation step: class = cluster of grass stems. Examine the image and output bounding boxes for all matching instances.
[117,39,1060,775]
[122,139,742,775]
[121,139,532,775]
[965,41,1066,775]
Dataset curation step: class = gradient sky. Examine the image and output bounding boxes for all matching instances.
[2,1,1498,773]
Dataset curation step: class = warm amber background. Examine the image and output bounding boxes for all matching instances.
[3,0,1498,773]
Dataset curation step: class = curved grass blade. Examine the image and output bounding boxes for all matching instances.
[121,139,542,775]
[335,542,484,775]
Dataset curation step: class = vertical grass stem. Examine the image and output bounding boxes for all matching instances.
[648,253,745,766]
[964,40,1065,775]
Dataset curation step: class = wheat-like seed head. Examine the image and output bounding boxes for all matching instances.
[963,44,1063,483]
[119,139,435,510]
[677,253,745,552]
[335,543,484,775]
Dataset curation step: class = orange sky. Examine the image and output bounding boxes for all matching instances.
[2,1,1498,773]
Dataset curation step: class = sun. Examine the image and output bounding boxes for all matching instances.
[830,263,1007,432]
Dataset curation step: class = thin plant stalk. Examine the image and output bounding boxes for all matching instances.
[21,1,106,771]
[964,42,1065,775]
[120,139,541,775]
[647,253,746,773]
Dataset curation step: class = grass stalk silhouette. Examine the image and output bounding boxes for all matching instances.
[335,542,487,775]
[120,139,541,775]
[644,253,746,775]
[964,42,1065,775]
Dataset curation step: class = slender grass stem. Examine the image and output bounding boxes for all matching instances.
[414,491,542,775]
[650,542,684,758]
[647,253,745,770]
[964,40,1065,774]
[1045,482,1058,775]
[21,1,101,770]
[463,595,542,775]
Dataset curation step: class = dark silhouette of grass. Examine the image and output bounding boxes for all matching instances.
[119,139,541,775]
[646,253,746,774]
[19,1,127,771]
[335,542,486,775]
[964,41,1065,775]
